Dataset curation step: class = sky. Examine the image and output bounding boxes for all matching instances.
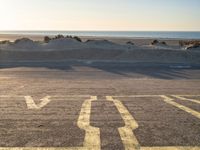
[0,0,200,31]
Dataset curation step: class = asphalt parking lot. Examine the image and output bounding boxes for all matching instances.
[0,62,200,150]
[0,95,200,150]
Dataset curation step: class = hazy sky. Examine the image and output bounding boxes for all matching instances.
[0,0,200,31]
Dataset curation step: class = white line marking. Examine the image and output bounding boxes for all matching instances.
[112,95,161,98]
[1,95,200,150]
[0,95,24,98]
[176,95,200,97]
[172,95,200,104]
[77,96,100,150]
[141,146,200,150]
[0,95,91,98]
[1,146,200,150]
[161,95,200,119]
[0,95,200,99]
[0,148,86,150]
[106,96,139,150]
[0,96,100,150]
[24,96,51,110]
[51,95,91,98]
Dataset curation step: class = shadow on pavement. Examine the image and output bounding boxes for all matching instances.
[0,61,200,79]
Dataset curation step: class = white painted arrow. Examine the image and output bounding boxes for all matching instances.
[24,96,51,110]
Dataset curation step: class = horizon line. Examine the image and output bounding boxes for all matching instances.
[1,30,200,32]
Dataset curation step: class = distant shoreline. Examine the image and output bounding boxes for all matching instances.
[0,31,200,40]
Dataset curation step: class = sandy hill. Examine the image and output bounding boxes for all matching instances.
[0,37,200,65]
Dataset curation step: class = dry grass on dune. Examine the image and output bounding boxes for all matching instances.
[151,40,167,45]
[0,40,11,44]
[179,40,200,49]
[44,35,82,43]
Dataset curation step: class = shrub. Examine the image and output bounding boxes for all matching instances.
[151,40,159,45]
[14,38,33,44]
[0,40,10,44]
[46,34,82,42]
[66,35,73,38]
[44,36,51,43]
[86,40,92,43]
[54,34,65,39]
[151,40,167,45]
[187,43,200,50]
[73,36,82,42]
[14,39,21,44]
[65,35,82,42]
[179,40,200,47]
[161,41,166,45]
[126,41,134,45]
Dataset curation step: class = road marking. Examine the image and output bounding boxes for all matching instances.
[0,148,87,150]
[1,146,200,150]
[161,95,200,119]
[176,95,200,97]
[0,96,100,150]
[0,95,24,98]
[172,95,200,104]
[0,95,91,98]
[24,96,52,110]
[141,146,200,150]
[0,94,200,99]
[106,96,140,150]
[33,95,92,98]
[112,95,160,98]
[1,95,200,150]
[107,95,200,150]
[77,96,100,150]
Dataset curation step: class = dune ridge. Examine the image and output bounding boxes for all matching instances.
[0,36,200,64]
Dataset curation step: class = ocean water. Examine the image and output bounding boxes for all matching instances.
[0,31,200,39]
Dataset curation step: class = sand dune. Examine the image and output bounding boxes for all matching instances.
[43,38,84,50]
[0,37,127,51]
[85,39,125,49]
[0,37,200,64]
